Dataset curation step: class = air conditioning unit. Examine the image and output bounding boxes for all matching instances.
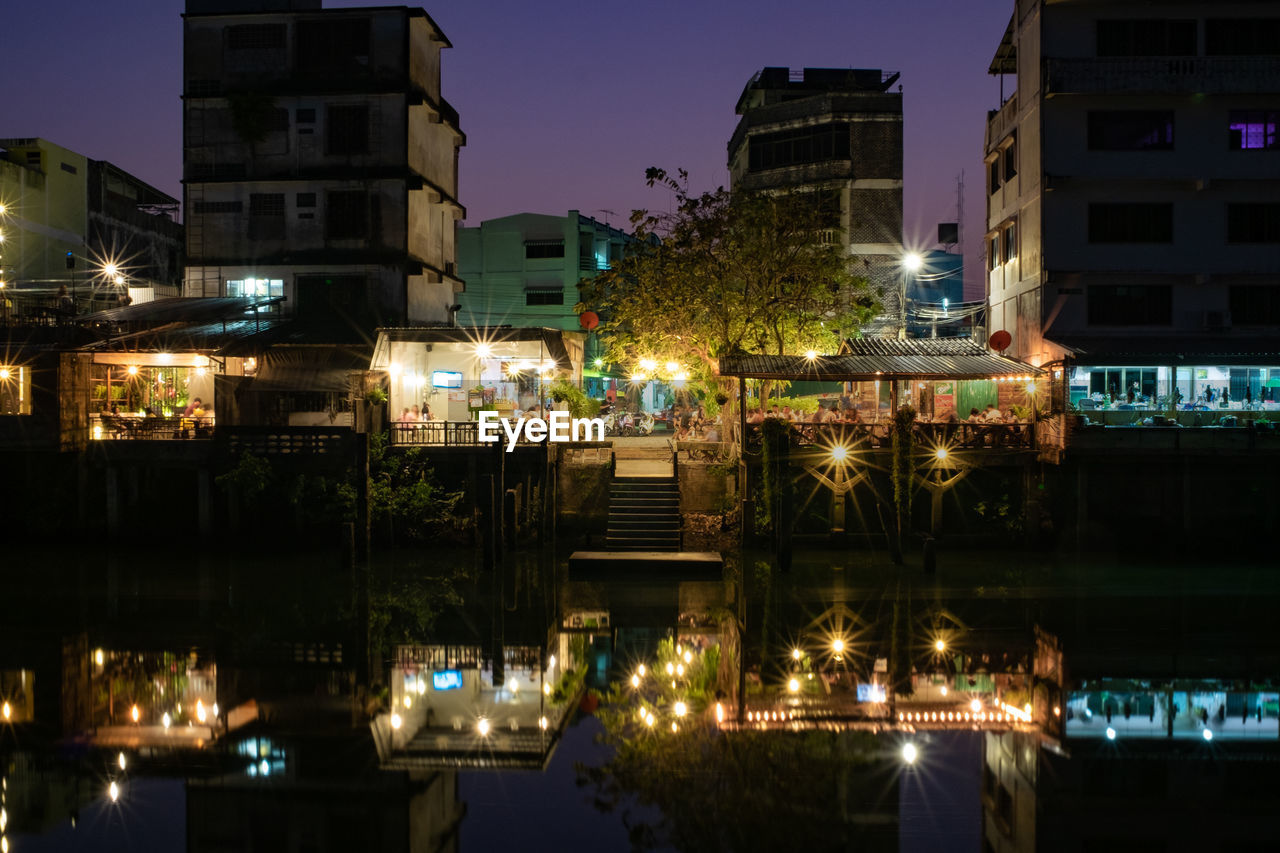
[1203,310,1231,330]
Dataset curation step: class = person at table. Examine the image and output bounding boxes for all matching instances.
[192,399,209,419]
[410,404,423,422]
[746,407,764,426]
[397,407,414,424]
[982,404,1002,422]
[422,403,436,421]
[183,397,203,417]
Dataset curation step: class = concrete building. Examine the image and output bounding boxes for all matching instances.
[984,0,1280,368]
[0,138,183,307]
[181,0,464,329]
[728,67,905,332]
[457,210,630,334]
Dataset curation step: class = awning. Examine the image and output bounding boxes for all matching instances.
[248,345,370,393]
[371,326,579,370]
[1050,336,1280,367]
[718,337,1041,382]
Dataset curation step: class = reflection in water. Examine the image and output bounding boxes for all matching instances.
[2,547,1280,851]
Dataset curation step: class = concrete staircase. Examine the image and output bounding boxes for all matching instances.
[606,476,681,551]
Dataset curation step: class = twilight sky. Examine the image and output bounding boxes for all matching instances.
[4,0,1011,296]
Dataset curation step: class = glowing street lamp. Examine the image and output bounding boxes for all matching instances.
[788,678,800,694]
[935,447,948,461]
[792,648,803,661]
[902,253,923,272]
[902,742,918,764]
[934,639,947,652]
[476,717,491,737]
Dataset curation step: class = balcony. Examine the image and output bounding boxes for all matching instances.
[986,93,1018,151]
[1046,57,1280,96]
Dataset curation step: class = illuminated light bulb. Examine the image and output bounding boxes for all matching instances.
[476,718,491,737]
[792,648,803,661]
[475,344,492,359]
[416,679,425,696]
[673,701,687,718]
[630,674,640,688]
[109,781,120,802]
[903,743,918,764]
[197,702,208,724]
[95,649,104,666]
[664,361,679,374]
[832,639,845,654]
[636,664,645,677]
[593,358,603,368]
[671,721,678,733]
[830,445,848,463]
[1203,728,1213,742]
[118,752,127,771]
[970,699,982,713]
[391,713,402,730]
[1053,705,1061,717]
[676,664,684,677]
[539,716,548,730]
[665,662,675,676]
[639,358,657,371]
[130,704,140,723]
[543,682,552,695]
[965,712,971,721]
[162,712,171,729]
[715,703,724,723]
[507,677,518,694]
[804,350,817,360]
[935,447,948,461]
[671,680,676,689]
[898,712,904,721]
[1106,726,1116,740]
[788,678,800,694]
[645,713,655,728]
[1024,703,1032,714]
[403,695,412,709]
[1,702,9,721]
[935,639,946,652]
[127,365,138,376]
[631,373,647,383]
[683,651,692,664]
[548,655,556,670]
[940,686,948,696]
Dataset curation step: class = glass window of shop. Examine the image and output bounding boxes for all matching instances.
[1069,366,1280,409]
[91,360,217,417]
[0,364,32,415]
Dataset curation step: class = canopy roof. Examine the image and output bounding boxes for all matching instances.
[989,14,1016,75]
[371,326,577,370]
[718,338,1041,381]
[1051,336,1280,367]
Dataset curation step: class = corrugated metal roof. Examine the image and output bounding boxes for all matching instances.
[718,338,1040,380]
[81,318,288,353]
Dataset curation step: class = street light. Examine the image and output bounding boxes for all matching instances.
[902,742,918,764]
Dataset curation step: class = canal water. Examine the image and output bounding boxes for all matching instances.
[1,543,1277,851]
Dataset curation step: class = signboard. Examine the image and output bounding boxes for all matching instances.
[432,371,463,389]
[432,670,463,691]
[857,683,886,703]
[933,381,956,419]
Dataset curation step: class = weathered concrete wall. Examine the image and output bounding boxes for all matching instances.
[556,447,610,537]
[679,460,737,514]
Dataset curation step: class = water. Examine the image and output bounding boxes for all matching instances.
[2,544,1277,851]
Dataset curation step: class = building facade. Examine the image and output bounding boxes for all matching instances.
[985,0,1280,369]
[181,0,464,328]
[0,138,183,307]
[728,67,905,332]
[456,210,629,333]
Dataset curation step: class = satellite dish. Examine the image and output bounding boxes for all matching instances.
[579,311,600,331]
[989,330,1012,352]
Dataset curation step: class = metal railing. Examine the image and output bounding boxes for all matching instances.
[91,413,215,441]
[744,421,1036,452]
[1046,56,1280,95]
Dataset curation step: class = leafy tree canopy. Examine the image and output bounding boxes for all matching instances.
[578,168,877,389]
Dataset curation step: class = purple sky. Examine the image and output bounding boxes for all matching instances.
[4,0,1011,297]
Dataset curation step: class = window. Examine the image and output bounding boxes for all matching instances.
[1088,111,1175,150]
[326,106,369,156]
[60,161,78,175]
[0,365,33,416]
[296,18,370,73]
[1230,285,1280,324]
[1003,143,1017,181]
[1088,285,1172,325]
[227,23,285,50]
[193,200,242,214]
[1227,204,1280,243]
[525,288,564,306]
[325,191,369,240]
[296,192,316,208]
[1088,203,1173,243]
[989,158,1001,194]
[1096,20,1196,56]
[525,241,565,260]
[1003,222,1017,263]
[1228,111,1279,150]
[747,122,851,171]
[226,278,284,298]
[25,151,40,168]
[296,108,316,124]
[988,234,1000,270]
[248,193,285,240]
[1206,19,1280,56]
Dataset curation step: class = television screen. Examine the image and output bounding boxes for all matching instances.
[856,683,886,703]
[432,669,463,690]
[432,371,463,389]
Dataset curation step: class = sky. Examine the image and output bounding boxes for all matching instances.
[3,0,1012,297]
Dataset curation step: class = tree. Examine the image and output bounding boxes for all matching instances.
[578,169,877,445]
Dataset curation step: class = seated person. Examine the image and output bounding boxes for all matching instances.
[703,424,721,442]
[397,407,415,423]
[183,397,204,417]
[410,404,422,422]
[422,403,436,421]
[982,404,1002,422]
[746,408,765,425]
[966,407,983,423]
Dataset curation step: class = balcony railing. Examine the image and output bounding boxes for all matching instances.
[744,420,1035,453]
[986,93,1018,150]
[1045,57,1280,96]
[91,414,214,441]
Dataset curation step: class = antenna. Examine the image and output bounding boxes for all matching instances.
[596,209,617,228]
[955,170,965,260]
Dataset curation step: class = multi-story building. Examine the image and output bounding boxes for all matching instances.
[0,138,183,307]
[457,210,630,333]
[181,0,464,328]
[984,0,1280,404]
[728,66,905,333]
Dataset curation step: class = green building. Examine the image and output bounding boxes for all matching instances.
[457,210,630,336]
